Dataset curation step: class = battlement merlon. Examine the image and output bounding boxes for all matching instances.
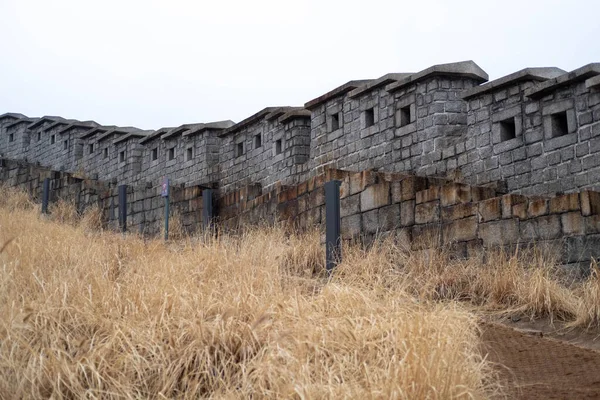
[384,60,489,93]
[525,63,600,98]
[461,67,567,100]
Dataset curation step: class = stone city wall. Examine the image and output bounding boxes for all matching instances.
[3,156,600,272]
[0,158,207,236]
[218,167,600,272]
[1,61,600,207]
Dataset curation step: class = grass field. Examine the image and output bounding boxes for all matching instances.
[1,186,600,399]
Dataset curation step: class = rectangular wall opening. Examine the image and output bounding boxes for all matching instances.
[168,147,175,161]
[119,151,125,163]
[51,135,55,144]
[37,132,41,141]
[8,133,14,142]
[275,139,282,155]
[103,148,108,159]
[254,134,262,149]
[550,111,569,137]
[89,144,94,154]
[499,118,516,141]
[236,142,244,158]
[365,108,375,128]
[63,140,68,150]
[331,113,340,131]
[151,148,158,161]
[399,105,411,127]
[186,147,193,161]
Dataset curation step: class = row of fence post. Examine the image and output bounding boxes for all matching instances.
[40,177,215,240]
[40,176,343,271]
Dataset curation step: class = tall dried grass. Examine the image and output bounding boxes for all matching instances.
[0,190,499,398]
[370,237,580,323]
[4,186,600,397]
[0,184,37,211]
[572,261,600,330]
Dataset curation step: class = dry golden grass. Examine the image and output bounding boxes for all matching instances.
[571,261,600,330]
[0,185,37,211]
[161,210,187,241]
[3,186,600,398]
[0,189,499,399]
[342,236,580,324]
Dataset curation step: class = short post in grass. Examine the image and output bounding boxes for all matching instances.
[325,180,342,274]
[41,178,50,214]
[202,188,214,233]
[161,177,170,241]
[118,184,128,233]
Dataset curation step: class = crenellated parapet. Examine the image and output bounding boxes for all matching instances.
[218,107,311,193]
[139,120,233,187]
[304,61,489,183]
[454,63,600,195]
[1,60,600,200]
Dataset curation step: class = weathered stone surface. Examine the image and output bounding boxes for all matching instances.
[565,235,600,264]
[391,181,402,203]
[360,182,390,211]
[341,214,361,239]
[471,186,497,202]
[520,215,562,241]
[478,219,519,246]
[513,202,528,219]
[415,200,440,224]
[379,204,400,231]
[562,211,585,235]
[585,215,600,234]
[416,186,440,204]
[440,182,471,206]
[411,223,442,250]
[581,191,600,216]
[478,198,501,222]
[441,202,477,221]
[341,193,360,218]
[501,194,527,219]
[444,217,478,242]
[350,171,377,195]
[527,199,548,218]
[305,205,322,226]
[549,193,580,214]
[401,177,429,201]
[362,209,379,235]
[400,200,415,226]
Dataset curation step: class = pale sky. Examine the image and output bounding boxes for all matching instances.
[1,0,599,130]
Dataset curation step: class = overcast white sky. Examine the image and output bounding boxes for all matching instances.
[1,0,599,130]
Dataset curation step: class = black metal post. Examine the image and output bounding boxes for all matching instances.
[118,184,127,233]
[325,180,342,273]
[202,189,214,232]
[41,178,50,214]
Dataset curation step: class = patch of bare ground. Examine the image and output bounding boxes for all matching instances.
[481,322,600,399]
[488,315,600,352]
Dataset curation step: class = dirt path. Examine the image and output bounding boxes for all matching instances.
[481,322,600,399]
